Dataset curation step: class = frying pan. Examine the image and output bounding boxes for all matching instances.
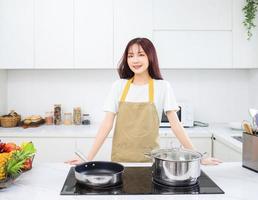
[74,161,124,188]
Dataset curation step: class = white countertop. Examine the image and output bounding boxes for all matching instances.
[0,162,257,200]
[210,124,243,153]
[0,123,212,138]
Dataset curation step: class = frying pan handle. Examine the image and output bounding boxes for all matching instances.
[75,151,88,162]
[87,175,113,184]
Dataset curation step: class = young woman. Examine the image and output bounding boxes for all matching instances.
[67,38,221,165]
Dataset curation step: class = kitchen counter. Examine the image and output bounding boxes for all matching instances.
[0,162,257,200]
[0,123,212,138]
[211,124,242,152]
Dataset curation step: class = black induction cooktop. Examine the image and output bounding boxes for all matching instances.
[60,167,224,195]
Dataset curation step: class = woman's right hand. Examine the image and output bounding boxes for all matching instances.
[65,158,84,165]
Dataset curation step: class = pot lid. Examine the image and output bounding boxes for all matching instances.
[150,148,202,162]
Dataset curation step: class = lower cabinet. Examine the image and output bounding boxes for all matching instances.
[76,138,113,161]
[212,138,241,162]
[1,137,115,163]
[1,137,76,163]
[2,134,240,163]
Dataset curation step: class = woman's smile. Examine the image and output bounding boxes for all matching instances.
[133,65,143,69]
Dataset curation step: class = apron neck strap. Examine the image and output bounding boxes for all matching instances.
[120,78,154,103]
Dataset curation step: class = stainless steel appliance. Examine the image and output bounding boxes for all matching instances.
[160,103,194,128]
[242,132,258,172]
[146,148,203,186]
[60,167,224,195]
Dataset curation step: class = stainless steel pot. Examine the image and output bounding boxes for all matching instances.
[146,148,203,186]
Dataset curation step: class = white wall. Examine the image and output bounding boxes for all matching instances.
[162,69,250,123]
[0,70,7,115]
[249,69,258,109]
[7,69,249,124]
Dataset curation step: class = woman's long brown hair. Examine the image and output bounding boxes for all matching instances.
[118,38,163,80]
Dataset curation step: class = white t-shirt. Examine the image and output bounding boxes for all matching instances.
[103,79,179,122]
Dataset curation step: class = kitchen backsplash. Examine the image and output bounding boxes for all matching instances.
[0,70,7,115]
[249,69,258,109]
[2,69,254,124]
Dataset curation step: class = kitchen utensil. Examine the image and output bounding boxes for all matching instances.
[249,108,258,118]
[74,161,124,188]
[145,148,203,186]
[249,108,258,129]
[254,113,258,134]
[242,121,253,135]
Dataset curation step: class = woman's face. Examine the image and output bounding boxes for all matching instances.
[127,44,149,76]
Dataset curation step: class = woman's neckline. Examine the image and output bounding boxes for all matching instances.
[131,82,149,87]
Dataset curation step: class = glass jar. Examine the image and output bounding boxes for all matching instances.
[82,113,91,125]
[73,107,81,125]
[63,112,72,125]
[54,104,62,125]
[45,112,53,125]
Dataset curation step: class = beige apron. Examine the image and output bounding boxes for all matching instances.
[111,78,160,162]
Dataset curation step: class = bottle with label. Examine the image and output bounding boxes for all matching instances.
[54,104,62,125]
[82,113,91,125]
[73,107,81,125]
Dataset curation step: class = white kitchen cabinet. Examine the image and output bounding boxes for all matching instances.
[160,136,212,156]
[232,0,258,68]
[154,31,232,69]
[153,0,232,30]
[76,138,112,161]
[213,137,241,162]
[0,0,34,69]
[1,137,76,163]
[114,0,152,66]
[35,0,73,68]
[74,0,113,68]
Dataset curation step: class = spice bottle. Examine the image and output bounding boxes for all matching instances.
[73,107,81,125]
[54,104,62,125]
[63,112,72,125]
[82,113,91,125]
[45,112,53,125]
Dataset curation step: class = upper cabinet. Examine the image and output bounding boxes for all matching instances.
[154,31,232,69]
[0,0,257,69]
[114,0,152,66]
[233,0,258,68]
[74,0,113,68]
[153,0,232,30]
[0,0,34,69]
[153,0,233,69]
[35,0,73,68]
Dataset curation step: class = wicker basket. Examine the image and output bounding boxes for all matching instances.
[0,115,21,128]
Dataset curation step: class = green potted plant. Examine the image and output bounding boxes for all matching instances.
[243,0,258,40]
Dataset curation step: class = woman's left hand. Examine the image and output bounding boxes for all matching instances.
[201,157,222,165]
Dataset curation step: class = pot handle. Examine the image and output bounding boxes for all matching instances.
[144,152,152,158]
[201,152,208,159]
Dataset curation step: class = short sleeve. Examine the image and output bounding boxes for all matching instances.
[163,81,179,112]
[103,80,120,113]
